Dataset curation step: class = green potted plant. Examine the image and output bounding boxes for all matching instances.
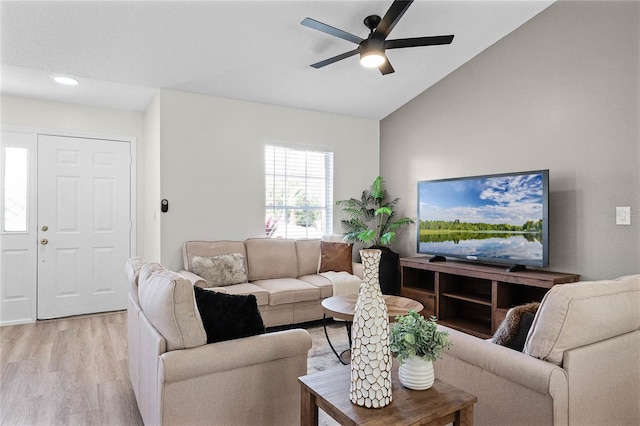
[336,176,414,295]
[389,310,452,390]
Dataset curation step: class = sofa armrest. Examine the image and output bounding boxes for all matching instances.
[159,328,312,384]
[352,262,363,279]
[435,326,569,426]
[437,325,567,395]
[177,270,207,287]
[177,270,229,294]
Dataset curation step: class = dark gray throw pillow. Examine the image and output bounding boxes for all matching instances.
[193,286,265,344]
[492,302,540,352]
[506,311,536,352]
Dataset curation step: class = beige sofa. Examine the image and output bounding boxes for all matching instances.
[179,238,363,327]
[434,274,640,426]
[126,258,313,426]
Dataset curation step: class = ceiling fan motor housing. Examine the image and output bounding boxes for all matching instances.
[364,15,382,32]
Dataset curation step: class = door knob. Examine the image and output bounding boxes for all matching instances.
[40,238,48,245]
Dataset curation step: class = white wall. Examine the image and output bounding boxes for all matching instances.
[380,1,639,280]
[0,95,147,256]
[0,92,381,272]
[157,89,380,270]
[142,93,161,262]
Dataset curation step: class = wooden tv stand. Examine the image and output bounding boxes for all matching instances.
[400,257,580,338]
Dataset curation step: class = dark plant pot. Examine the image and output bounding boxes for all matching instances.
[371,245,400,296]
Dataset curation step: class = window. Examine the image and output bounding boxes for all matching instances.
[3,147,29,232]
[265,144,333,239]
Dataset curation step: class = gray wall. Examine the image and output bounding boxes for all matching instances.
[380,1,639,280]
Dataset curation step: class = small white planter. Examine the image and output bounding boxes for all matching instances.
[398,355,435,390]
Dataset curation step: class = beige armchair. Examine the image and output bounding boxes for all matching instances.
[434,274,640,426]
[125,258,312,426]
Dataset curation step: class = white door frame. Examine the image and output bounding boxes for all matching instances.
[0,125,136,325]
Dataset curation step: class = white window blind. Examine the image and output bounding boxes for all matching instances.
[265,144,333,239]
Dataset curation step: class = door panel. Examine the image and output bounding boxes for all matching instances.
[37,135,131,319]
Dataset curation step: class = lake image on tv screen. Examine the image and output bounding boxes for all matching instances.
[418,173,544,262]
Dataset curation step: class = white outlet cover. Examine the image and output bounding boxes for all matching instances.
[616,206,631,225]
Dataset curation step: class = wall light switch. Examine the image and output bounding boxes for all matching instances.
[616,206,631,225]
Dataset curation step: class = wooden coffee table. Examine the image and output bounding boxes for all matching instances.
[321,295,424,364]
[299,362,477,426]
[322,294,424,321]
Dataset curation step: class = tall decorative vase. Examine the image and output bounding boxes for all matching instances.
[350,249,392,408]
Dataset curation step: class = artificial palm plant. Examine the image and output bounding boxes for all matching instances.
[336,176,414,247]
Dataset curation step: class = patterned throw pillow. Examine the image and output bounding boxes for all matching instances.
[191,253,248,287]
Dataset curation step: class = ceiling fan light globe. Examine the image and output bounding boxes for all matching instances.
[360,53,386,68]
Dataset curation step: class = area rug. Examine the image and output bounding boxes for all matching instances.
[290,319,349,426]
[303,319,348,374]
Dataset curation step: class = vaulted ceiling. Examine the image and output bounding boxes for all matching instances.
[1,1,554,120]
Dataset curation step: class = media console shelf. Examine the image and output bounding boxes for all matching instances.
[400,257,580,339]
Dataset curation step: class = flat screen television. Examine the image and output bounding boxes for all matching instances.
[417,170,549,270]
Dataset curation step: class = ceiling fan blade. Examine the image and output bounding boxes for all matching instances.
[310,48,360,69]
[374,0,413,39]
[379,56,395,75]
[301,17,364,45]
[386,35,454,49]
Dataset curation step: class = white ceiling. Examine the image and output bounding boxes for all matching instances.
[0,1,554,120]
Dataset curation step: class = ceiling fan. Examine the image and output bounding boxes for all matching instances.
[301,0,454,75]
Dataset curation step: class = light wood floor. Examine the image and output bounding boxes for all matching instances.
[0,311,344,426]
[0,311,143,426]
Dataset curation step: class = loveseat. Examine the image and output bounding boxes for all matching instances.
[434,274,640,426]
[178,238,363,327]
[126,258,313,426]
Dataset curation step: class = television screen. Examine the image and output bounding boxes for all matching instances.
[417,170,549,269]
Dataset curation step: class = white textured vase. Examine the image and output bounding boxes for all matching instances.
[349,249,392,408]
[398,355,435,390]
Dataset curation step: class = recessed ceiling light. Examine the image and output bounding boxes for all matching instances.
[52,76,79,86]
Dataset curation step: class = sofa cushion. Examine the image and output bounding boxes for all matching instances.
[492,302,539,352]
[193,287,265,343]
[138,263,207,351]
[220,283,270,306]
[183,240,246,271]
[320,271,362,297]
[191,253,248,287]
[318,241,353,274]
[296,239,321,276]
[524,274,640,365]
[125,257,147,305]
[298,274,333,298]
[245,238,298,281]
[252,278,321,306]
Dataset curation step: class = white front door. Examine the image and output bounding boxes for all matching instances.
[37,135,131,319]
